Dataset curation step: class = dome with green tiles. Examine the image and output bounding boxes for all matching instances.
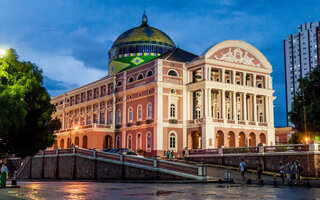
[108,11,176,75]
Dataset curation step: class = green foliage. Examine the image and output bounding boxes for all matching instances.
[288,65,320,143]
[0,49,61,158]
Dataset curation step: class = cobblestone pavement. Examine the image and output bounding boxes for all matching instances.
[0,181,319,200]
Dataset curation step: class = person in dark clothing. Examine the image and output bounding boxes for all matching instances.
[280,162,285,184]
[257,164,263,184]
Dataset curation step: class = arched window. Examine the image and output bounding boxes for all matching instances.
[82,135,88,148]
[147,132,151,152]
[116,135,120,148]
[170,104,176,118]
[168,70,178,77]
[146,70,153,77]
[110,111,113,124]
[169,132,177,151]
[259,113,263,122]
[117,81,122,86]
[127,135,132,150]
[137,73,144,80]
[128,107,133,122]
[170,89,176,94]
[67,138,72,148]
[257,83,262,88]
[136,133,142,150]
[147,103,152,119]
[128,76,134,83]
[75,137,79,146]
[195,106,201,119]
[60,139,64,149]
[137,105,142,121]
[117,109,121,125]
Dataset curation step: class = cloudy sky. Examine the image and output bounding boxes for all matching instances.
[0,0,319,126]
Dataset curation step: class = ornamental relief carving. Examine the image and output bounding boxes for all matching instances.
[213,48,261,68]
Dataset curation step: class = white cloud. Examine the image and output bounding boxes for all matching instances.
[20,50,106,87]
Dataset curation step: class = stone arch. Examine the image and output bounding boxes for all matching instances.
[75,136,79,147]
[238,132,245,147]
[260,133,266,144]
[216,130,224,147]
[249,132,256,147]
[53,140,58,149]
[227,131,235,147]
[60,139,64,149]
[82,135,88,148]
[191,131,201,149]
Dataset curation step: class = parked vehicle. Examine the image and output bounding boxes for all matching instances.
[102,149,112,152]
[109,148,128,153]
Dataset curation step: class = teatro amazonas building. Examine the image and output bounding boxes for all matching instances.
[51,12,276,157]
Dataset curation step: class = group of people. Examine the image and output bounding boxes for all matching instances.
[280,161,303,185]
[239,159,304,185]
[163,150,175,160]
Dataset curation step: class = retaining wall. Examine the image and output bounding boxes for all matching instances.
[17,155,191,181]
[187,152,320,177]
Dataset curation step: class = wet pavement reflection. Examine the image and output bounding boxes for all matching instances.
[0,181,319,200]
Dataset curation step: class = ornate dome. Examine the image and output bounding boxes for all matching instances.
[108,11,176,75]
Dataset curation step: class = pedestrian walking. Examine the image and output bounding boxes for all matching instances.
[286,162,291,184]
[280,162,285,184]
[296,161,303,185]
[257,163,263,184]
[164,150,167,159]
[168,151,172,160]
[290,161,296,182]
[239,159,247,185]
[171,150,175,159]
[1,162,8,188]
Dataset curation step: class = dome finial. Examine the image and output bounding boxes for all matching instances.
[142,9,148,26]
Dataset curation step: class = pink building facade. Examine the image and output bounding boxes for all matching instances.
[50,16,275,158]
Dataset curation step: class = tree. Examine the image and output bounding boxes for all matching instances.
[288,65,320,143]
[0,49,61,158]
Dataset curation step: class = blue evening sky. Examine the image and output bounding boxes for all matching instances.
[0,0,319,127]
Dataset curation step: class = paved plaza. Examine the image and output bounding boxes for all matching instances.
[0,181,319,200]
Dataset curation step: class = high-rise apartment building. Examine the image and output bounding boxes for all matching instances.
[284,22,320,126]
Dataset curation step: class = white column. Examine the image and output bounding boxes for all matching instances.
[183,88,187,149]
[222,90,226,122]
[203,89,209,118]
[221,68,225,83]
[122,131,126,148]
[253,94,257,123]
[202,66,206,81]
[243,72,247,86]
[243,93,247,123]
[156,87,163,151]
[208,89,212,118]
[232,70,236,84]
[123,95,127,126]
[265,96,269,123]
[233,92,237,122]
[98,103,101,124]
[187,92,191,120]
[253,74,256,87]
